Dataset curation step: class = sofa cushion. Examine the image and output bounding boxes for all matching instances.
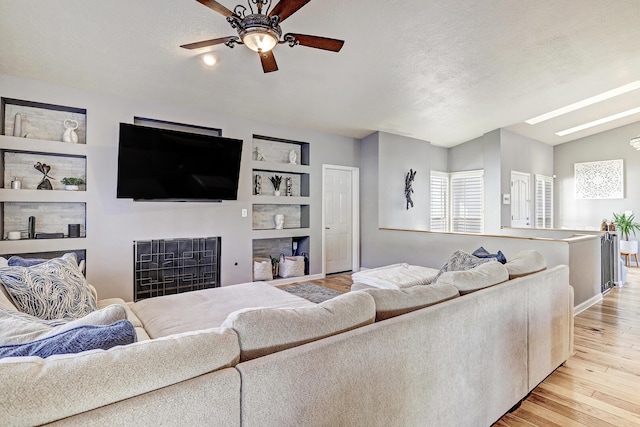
[0,320,136,359]
[0,284,16,311]
[0,305,128,345]
[221,291,375,361]
[436,261,509,294]
[472,246,507,264]
[434,250,492,281]
[0,253,98,320]
[131,282,315,339]
[351,263,439,289]
[7,255,48,267]
[361,282,460,321]
[505,250,546,279]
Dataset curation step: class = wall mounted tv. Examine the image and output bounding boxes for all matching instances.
[116,123,243,201]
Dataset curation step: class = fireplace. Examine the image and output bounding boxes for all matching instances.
[133,237,220,301]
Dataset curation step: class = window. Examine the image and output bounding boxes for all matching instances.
[430,171,449,232]
[535,174,553,228]
[450,170,484,233]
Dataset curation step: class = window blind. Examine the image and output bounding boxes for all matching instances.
[535,175,553,229]
[430,171,449,232]
[450,170,484,233]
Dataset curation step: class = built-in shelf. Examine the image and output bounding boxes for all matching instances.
[0,189,86,202]
[250,195,309,204]
[251,228,311,240]
[0,135,87,157]
[251,161,310,174]
[0,237,85,254]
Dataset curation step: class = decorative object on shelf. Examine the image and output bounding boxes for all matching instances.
[601,219,608,232]
[269,174,282,196]
[254,146,265,161]
[28,216,36,239]
[61,177,85,191]
[34,162,55,190]
[278,254,305,278]
[285,176,292,196]
[7,231,21,240]
[274,213,284,230]
[289,149,297,164]
[62,119,79,143]
[13,113,22,137]
[68,224,81,238]
[180,0,345,73]
[254,174,262,195]
[10,178,21,190]
[253,257,273,281]
[405,168,416,210]
[609,221,616,232]
[270,256,279,277]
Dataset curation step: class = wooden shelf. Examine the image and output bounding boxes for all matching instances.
[0,237,86,254]
[0,188,87,202]
[252,228,311,239]
[0,135,87,157]
[251,195,309,204]
[251,161,310,174]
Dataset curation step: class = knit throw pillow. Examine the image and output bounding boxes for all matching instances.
[434,250,492,282]
[0,253,98,320]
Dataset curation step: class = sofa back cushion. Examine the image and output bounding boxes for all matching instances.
[221,291,375,361]
[505,250,546,279]
[437,261,509,295]
[361,283,460,321]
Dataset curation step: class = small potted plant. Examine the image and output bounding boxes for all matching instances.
[613,212,640,254]
[269,175,282,196]
[61,177,85,191]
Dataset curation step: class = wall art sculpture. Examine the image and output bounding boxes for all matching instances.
[574,159,623,199]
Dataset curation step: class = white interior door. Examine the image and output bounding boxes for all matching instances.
[324,168,353,274]
[511,171,531,228]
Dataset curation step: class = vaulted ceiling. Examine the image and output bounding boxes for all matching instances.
[2,0,640,147]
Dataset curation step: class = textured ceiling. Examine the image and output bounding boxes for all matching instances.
[1,0,640,147]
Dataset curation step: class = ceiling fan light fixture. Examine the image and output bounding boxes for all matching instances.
[241,28,279,52]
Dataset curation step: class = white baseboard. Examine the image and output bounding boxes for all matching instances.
[574,293,603,316]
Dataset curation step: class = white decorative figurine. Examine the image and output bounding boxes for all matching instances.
[62,119,79,143]
[274,214,284,230]
[289,149,297,164]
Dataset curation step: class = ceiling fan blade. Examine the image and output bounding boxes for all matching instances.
[269,0,311,22]
[180,36,236,50]
[286,33,344,52]
[196,0,233,17]
[259,50,278,73]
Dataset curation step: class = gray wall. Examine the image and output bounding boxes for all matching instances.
[554,120,640,229]
[499,129,554,227]
[448,130,502,233]
[0,74,360,300]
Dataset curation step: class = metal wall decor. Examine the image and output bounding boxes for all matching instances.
[574,159,623,199]
[405,169,416,209]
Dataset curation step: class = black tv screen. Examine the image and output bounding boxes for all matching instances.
[117,123,243,201]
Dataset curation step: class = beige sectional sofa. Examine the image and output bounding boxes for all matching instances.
[1,258,573,426]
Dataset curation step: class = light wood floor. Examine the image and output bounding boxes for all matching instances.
[289,268,640,426]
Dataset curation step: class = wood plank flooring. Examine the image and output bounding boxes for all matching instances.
[287,268,640,426]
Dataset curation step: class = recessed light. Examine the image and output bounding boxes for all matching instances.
[555,106,640,136]
[525,80,640,125]
[201,54,217,67]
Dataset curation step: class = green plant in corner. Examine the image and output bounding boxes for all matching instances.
[61,177,85,186]
[612,212,640,241]
[269,175,282,191]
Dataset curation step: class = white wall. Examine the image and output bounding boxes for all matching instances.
[0,74,360,300]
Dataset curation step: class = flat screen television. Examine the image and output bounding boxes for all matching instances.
[116,123,243,201]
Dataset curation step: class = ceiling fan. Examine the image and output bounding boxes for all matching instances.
[181,0,345,73]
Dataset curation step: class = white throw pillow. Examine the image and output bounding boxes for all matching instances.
[0,253,98,320]
[0,305,128,345]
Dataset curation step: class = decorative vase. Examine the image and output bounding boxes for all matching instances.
[620,240,638,254]
[13,113,22,137]
[289,149,297,164]
[64,185,79,191]
[62,119,79,143]
[274,189,280,197]
[274,214,284,230]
